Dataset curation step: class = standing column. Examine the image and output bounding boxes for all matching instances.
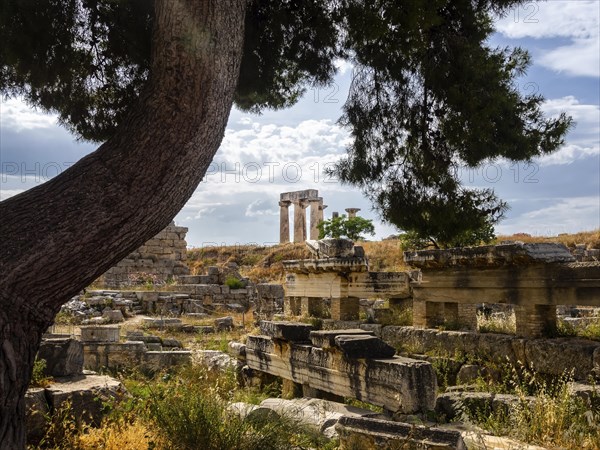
[279,200,291,243]
[345,208,361,218]
[318,201,327,224]
[309,197,322,240]
[293,200,308,242]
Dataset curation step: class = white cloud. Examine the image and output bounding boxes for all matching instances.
[245,200,278,217]
[0,98,57,131]
[538,37,599,78]
[495,1,600,77]
[536,96,600,165]
[515,196,599,234]
[0,188,25,201]
[495,1,599,40]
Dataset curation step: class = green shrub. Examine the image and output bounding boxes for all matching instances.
[225,276,245,289]
[30,357,52,387]
[147,366,328,450]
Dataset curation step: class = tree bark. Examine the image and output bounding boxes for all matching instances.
[0,0,246,446]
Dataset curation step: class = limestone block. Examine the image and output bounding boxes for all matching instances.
[246,335,436,413]
[456,364,487,385]
[45,375,126,426]
[102,309,124,323]
[38,338,84,377]
[253,398,380,438]
[26,388,49,445]
[178,275,201,284]
[524,338,599,380]
[80,326,120,343]
[259,321,313,342]
[162,338,182,348]
[335,416,466,450]
[359,323,383,337]
[404,242,575,268]
[135,335,162,344]
[322,320,362,330]
[228,341,247,359]
[334,335,396,359]
[195,350,240,372]
[215,316,234,331]
[310,329,374,349]
[136,291,159,302]
[307,238,355,258]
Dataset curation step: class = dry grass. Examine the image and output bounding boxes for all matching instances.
[75,420,159,450]
[497,229,600,249]
[361,239,409,271]
[187,243,310,283]
[185,230,599,282]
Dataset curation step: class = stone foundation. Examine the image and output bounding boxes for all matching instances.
[245,321,437,414]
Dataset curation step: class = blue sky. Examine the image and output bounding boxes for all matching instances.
[1,1,599,247]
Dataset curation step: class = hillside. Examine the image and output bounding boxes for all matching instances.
[186,229,600,283]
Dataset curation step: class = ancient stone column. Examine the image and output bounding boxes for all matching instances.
[279,200,291,243]
[332,211,339,219]
[309,197,322,240]
[319,202,327,224]
[345,208,361,218]
[293,200,308,242]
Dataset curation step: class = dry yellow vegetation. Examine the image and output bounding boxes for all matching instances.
[185,230,599,283]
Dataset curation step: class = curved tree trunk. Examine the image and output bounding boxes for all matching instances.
[0,0,246,446]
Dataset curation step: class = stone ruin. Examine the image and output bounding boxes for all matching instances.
[279,189,326,243]
[97,221,189,288]
[405,242,600,337]
[283,238,415,321]
[279,238,600,339]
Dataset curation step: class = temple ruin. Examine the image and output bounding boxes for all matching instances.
[279,189,326,243]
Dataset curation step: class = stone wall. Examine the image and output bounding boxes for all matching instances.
[97,221,189,288]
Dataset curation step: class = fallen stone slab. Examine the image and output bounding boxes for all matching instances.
[45,374,126,426]
[259,321,313,342]
[334,335,396,359]
[310,329,374,349]
[80,325,120,342]
[251,398,381,439]
[38,338,83,377]
[194,350,241,372]
[335,415,466,449]
[214,316,234,331]
[228,341,247,359]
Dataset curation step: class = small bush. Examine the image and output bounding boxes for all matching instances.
[30,357,52,388]
[225,276,245,289]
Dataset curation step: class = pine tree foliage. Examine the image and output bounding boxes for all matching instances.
[0,0,572,246]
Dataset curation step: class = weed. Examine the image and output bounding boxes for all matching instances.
[477,311,516,334]
[464,363,600,449]
[225,275,245,289]
[30,357,52,388]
